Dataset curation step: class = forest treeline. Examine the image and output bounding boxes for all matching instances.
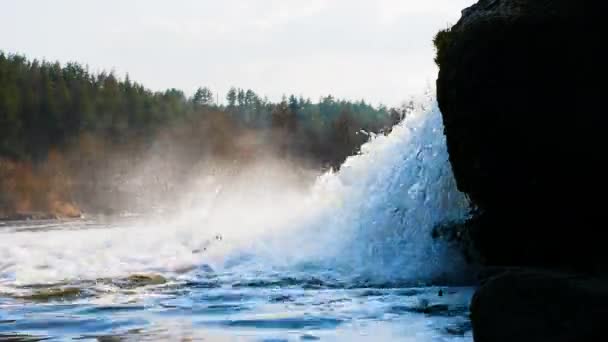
[0,51,406,217]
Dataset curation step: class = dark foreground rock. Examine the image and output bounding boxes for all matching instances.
[435,1,607,340]
[436,0,607,270]
[471,269,608,342]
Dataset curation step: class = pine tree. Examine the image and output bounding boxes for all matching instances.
[226,87,237,107]
[193,87,214,106]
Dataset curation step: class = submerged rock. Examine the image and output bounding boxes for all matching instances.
[104,274,168,289]
[125,274,167,286]
[19,287,83,302]
[471,268,608,342]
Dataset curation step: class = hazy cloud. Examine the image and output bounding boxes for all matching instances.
[0,0,475,106]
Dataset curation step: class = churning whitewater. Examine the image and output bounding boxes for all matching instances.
[0,96,476,342]
[0,96,469,289]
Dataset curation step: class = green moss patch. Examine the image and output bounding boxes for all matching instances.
[433,28,454,68]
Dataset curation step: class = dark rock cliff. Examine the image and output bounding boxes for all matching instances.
[436,0,606,272]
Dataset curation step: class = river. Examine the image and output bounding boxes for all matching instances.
[0,96,474,341]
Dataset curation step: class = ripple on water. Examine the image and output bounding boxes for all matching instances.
[0,283,475,341]
[0,316,148,335]
[203,316,344,330]
[0,333,46,342]
[158,303,251,316]
[76,304,147,315]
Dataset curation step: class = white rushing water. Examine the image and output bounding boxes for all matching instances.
[0,95,469,288]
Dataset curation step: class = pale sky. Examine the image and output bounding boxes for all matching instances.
[0,0,474,107]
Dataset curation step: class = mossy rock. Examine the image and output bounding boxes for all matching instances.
[121,274,167,288]
[19,287,83,302]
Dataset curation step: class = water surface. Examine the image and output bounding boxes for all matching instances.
[0,99,474,341]
[0,222,473,341]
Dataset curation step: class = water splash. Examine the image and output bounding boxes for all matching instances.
[0,95,469,288]
[238,95,470,283]
[322,97,468,281]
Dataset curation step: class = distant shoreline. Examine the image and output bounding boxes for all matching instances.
[0,211,82,222]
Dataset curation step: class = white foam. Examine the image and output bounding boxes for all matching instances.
[0,94,469,287]
[238,95,470,281]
